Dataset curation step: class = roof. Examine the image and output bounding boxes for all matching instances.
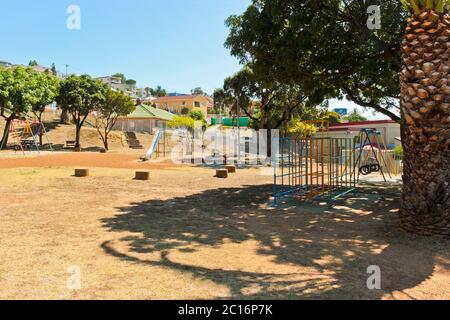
[154,94,214,105]
[122,104,175,121]
[330,120,397,128]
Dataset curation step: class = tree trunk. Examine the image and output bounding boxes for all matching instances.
[103,133,109,151]
[38,114,43,146]
[0,118,12,150]
[60,109,70,124]
[75,124,82,149]
[400,10,450,236]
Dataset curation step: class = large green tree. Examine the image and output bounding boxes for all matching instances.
[223,66,320,131]
[56,75,108,149]
[223,66,322,155]
[0,67,41,149]
[225,0,407,122]
[94,89,135,150]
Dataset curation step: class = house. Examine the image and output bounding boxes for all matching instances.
[96,76,135,96]
[96,76,150,100]
[0,60,13,68]
[316,120,401,148]
[153,95,213,118]
[113,104,175,133]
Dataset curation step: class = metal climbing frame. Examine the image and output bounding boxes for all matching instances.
[273,136,357,206]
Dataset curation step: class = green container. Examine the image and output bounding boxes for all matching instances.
[222,117,249,127]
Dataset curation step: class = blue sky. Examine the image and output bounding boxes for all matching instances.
[0,0,388,119]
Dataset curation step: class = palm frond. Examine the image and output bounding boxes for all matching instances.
[401,0,450,13]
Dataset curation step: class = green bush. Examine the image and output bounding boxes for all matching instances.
[393,145,403,156]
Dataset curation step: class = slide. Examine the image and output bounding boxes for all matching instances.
[141,129,162,161]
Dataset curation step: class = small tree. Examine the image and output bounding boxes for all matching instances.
[31,72,60,145]
[319,110,341,125]
[168,116,196,132]
[189,110,204,121]
[181,107,190,115]
[56,75,108,149]
[94,90,135,150]
[51,63,57,76]
[344,109,368,122]
[287,119,317,139]
[125,79,136,86]
[191,87,205,95]
[150,86,167,97]
[0,67,40,149]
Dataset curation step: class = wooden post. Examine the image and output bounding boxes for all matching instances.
[74,168,89,177]
[224,165,236,173]
[135,171,150,180]
[216,169,228,178]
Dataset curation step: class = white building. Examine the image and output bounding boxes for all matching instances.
[315,120,401,148]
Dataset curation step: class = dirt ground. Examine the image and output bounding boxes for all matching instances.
[0,152,449,300]
[0,151,180,170]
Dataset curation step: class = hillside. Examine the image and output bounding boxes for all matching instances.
[0,111,155,153]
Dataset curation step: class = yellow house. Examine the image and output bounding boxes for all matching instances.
[153,95,213,117]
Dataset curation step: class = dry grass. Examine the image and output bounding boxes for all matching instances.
[0,156,449,300]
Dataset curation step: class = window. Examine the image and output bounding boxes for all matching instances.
[194,101,200,108]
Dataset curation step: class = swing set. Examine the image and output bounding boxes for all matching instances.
[273,124,400,206]
[353,128,398,182]
[9,119,53,154]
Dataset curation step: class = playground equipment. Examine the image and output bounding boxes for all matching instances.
[354,129,398,182]
[9,120,53,153]
[140,129,164,161]
[273,120,357,206]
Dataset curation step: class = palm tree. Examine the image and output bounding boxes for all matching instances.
[400,0,450,235]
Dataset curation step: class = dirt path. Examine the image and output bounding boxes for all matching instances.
[0,152,181,170]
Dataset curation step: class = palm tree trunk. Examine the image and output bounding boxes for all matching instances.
[400,10,450,236]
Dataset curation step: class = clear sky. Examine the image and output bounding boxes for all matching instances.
[0,0,389,119]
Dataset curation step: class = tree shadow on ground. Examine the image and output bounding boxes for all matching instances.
[101,182,449,299]
[42,119,60,133]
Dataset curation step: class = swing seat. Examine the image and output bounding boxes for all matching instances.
[21,140,34,149]
[64,140,76,149]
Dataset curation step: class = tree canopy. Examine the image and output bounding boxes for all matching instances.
[112,73,126,84]
[344,109,368,122]
[150,86,168,97]
[0,67,44,148]
[223,66,321,130]
[225,0,407,122]
[56,75,108,148]
[31,71,60,119]
[191,87,205,95]
[94,89,135,150]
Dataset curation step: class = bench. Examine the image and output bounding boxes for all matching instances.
[63,140,76,149]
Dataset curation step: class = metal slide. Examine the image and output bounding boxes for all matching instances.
[141,129,162,161]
